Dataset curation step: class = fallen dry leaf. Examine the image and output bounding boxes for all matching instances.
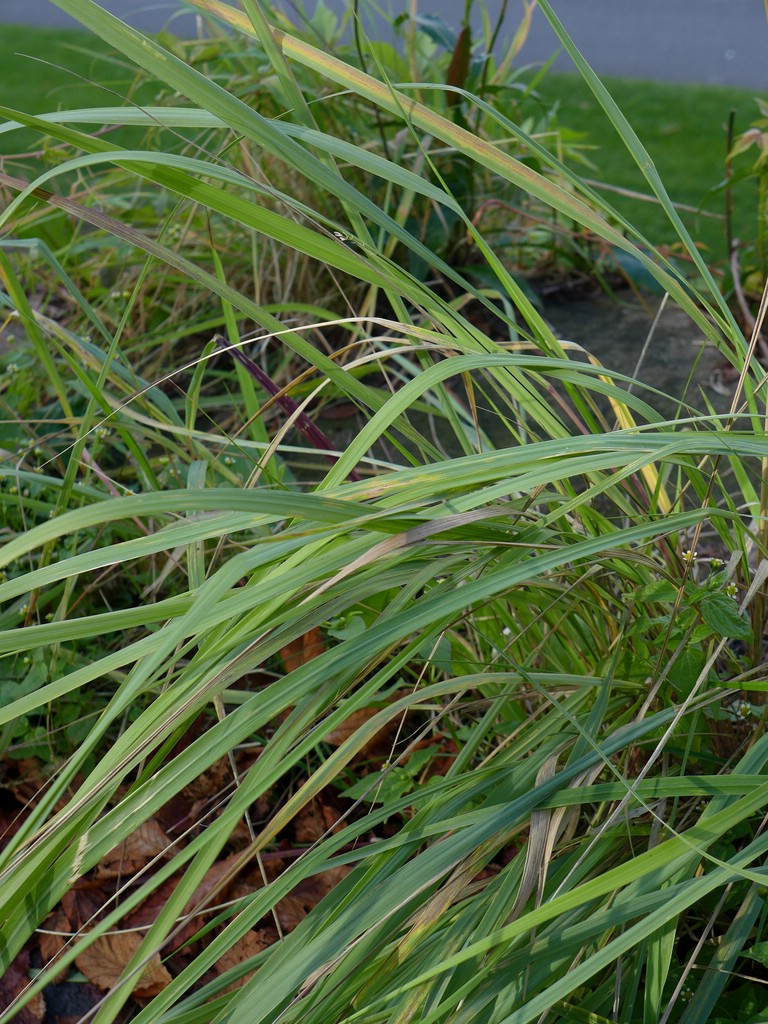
[95,818,171,879]
[323,706,379,748]
[275,866,351,932]
[279,627,325,672]
[0,792,25,854]
[62,884,111,931]
[155,755,243,838]
[39,909,71,965]
[275,893,308,933]
[123,850,248,956]
[0,949,46,1023]
[75,932,171,998]
[180,755,232,802]
[294,800,344,844]
[214,929,275,991]
[123,877,179,934]
[124,880,201,957]
[126,846,267,962]
[303,865,351,901]
[183,850,249,917]
[3,757,45,804]
[323,689,409,752]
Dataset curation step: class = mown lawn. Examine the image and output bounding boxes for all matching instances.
[0,23,154,155]
[532,72,761,263]
[3,21,761,264]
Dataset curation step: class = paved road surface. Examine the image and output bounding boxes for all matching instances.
[4,1,768,90]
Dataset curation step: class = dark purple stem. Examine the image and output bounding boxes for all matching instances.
[215,335,362,482]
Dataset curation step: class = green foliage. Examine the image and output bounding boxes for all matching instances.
[626,561,752,696]
[0,1,767,1022]
[529,71,759,267]
[725,98,768,312]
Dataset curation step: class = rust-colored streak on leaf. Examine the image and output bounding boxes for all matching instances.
[75,932,171,998]
[279,627,326,672]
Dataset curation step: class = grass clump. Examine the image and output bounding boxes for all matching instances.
[0,2,767,1023]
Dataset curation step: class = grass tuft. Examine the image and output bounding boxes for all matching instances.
[0,2,767,1022]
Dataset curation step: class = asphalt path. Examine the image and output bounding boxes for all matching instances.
[4,1,768,90]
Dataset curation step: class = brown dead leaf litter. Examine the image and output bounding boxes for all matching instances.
[0,627,461,1023]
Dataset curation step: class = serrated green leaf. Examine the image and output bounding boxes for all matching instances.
[700,593,753,640]
[635,580,679,604]
[669,648,707,697]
